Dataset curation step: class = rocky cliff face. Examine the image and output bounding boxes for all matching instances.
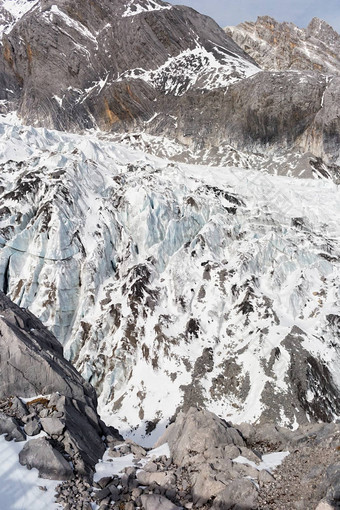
[0,0,258,130]
[0,290,122,480]
[0,290,95,402]
[225,16,340,75]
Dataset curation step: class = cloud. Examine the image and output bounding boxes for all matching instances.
[167,0,340,32]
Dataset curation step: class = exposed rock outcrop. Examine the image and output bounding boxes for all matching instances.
[225,16,340,74]
[0,290,97,403]
[63,407,340,510]
[0,292,122,480]
[0,0,257,130]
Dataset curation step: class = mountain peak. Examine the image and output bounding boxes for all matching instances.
[225,15,340,74]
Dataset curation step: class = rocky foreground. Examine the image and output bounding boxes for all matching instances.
[0,291,339,510]
[1,398,340,510]
[1,282,340,510]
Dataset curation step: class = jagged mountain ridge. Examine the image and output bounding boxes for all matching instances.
[1,118,340,443]
[225,16,340,74]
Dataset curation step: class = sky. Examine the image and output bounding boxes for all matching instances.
[167,0,340,32]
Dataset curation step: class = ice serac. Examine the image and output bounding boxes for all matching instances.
[0,120,340,443]
[225,16,340,74]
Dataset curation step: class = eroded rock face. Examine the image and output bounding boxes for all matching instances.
[0,0,257,130]
[157,70,336,161]
[1,1,339,169]
[0,292,122,479]
[0,291,96,403]
[225,16,340,74]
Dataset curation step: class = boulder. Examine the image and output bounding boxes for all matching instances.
[140,494,182,510]
[211,478,258,509]
[23,417,41,436]
[136,470,176,487]
[155,407,245,465]
[191,464,230,505]
[11,397,28,420]
[40,417,65,436]
[0,411,26,442]
[19,437,73,480]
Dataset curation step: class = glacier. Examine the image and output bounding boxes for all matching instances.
[0,115,340,445]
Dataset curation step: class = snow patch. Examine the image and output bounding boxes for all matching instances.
[122,0,172,18]
[0,434,62,510]
[234,451,290,472]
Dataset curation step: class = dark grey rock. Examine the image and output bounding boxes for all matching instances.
[108,486,120,500]
[0,292,97,404]
[11,397,28,419]
[97,477,112,489]
[94,487,111,501]
[19,437,73,480]
[0,411,26,441]
[60,396,107,478]
[23,417,41,436]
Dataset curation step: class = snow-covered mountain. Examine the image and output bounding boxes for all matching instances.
[0,0,258,130]
[0,0,340,174]
[1,116,340,444]
[1,2,340,509]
